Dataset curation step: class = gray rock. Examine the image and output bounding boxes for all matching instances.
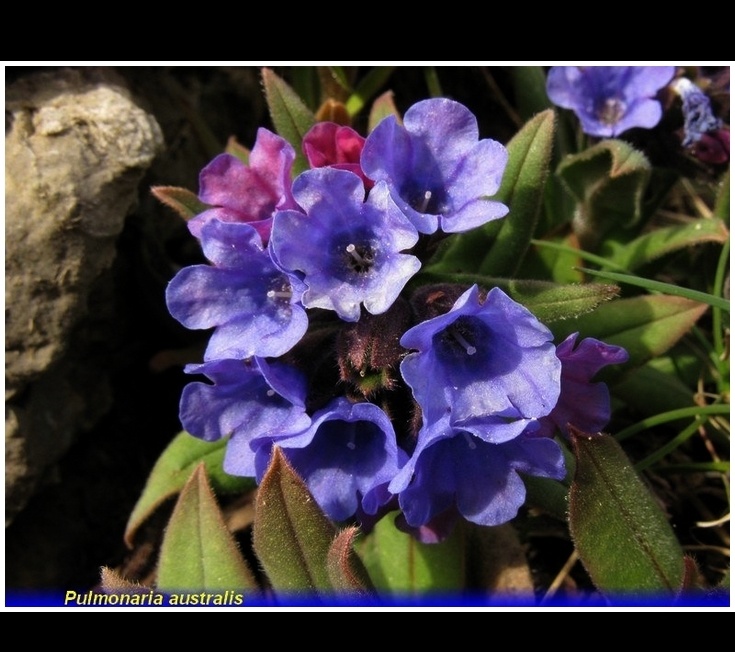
[5,67,164,525]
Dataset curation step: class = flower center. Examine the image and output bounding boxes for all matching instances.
[597,98,626,126]
[344,242,375,274]
[435,316,485,362]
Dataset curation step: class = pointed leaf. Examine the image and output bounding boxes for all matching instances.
[578,267,729,312]
[156,464,258,592]
[434,110,555,275]
[100,566,149,593]
[345,67,395,117]
[713,167,729,224]
[557,139,651,250]
[479,109,556,276]
[466,523,536,595]
[416,271,619,323]
[252,447,336,597]
[569,429,686,599]
[326,526,376,596]
[124,431,254,548]
[225,136,250,164]
[151,186,209,221]
[508,66,552,122]
[368,90,401,132]
[549,295,709,368]
[261,67,315,174]
[356,512,465,594]
[612,362,700,424]
[607,219,729,272]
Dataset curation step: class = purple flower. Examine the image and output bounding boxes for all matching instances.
[302,121,373,189]
[179,357,311,478]
[270,168,421,322]
[399,285,561,438]
[546,66,676,137]
[165,220,308,360]
[671,77,723,147]
[536,333,629,439]
[361,98,509,234]
[273,398,408,522]
[188,128,298,243]
[388,414,566,532]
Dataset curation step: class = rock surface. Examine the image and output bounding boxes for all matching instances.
[5,68,164,525]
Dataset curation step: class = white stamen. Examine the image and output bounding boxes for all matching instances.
[419,190,432,213]
[463,432,477,450]
[452,330,476,355]
[347,441,356,450]
[266,389,275,397]
[345,243,367,265]
[267,289,292,299]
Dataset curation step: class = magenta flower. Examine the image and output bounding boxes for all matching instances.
[546,66,676,137]
[188,128,299,243]
[302,122,373,189]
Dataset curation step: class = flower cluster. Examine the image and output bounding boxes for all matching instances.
[166,97,628,541]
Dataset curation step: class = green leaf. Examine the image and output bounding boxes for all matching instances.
[611,363,701,425]
[261,67,315,174]
[326,526,376,597]
[415,271,619,324]
[606,219,729,272]
[344,67,395,117]
[577,267,730,312]
[156,464,258,592]
[508,66,552,122]
[357,512,465,594]
[124,431,254,548]
[433,110,556,276]
[224,136,250,164]
[713,167,729,225]
[568,429,686,598]
[557,139,651,250]
[480,109,556,276]
[150,186,209,221]
[549,295,709,368]
[252,447,337,597]
[368,90,401,132]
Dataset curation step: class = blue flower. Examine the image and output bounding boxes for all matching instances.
[270,168,421,322]
[179,357,311,478]
[273,398,408,522]
[536,333,630,439]
[360,98,509,234]
[388,414,566,532]
[166,220,308,360]
[546,66,676,137]
[399,285,561,437]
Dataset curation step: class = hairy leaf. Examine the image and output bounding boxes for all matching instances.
[261,67,315,174]
[605,218,729,272]
[549,295,709,368]
[156,464,258,592]
[124,431,254,548]
[557,139,651,250]
[252,447,336,597]
[151,186,208,221]
[357,512,465,594]
[569,429,686,599]
[326,526,376,597]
